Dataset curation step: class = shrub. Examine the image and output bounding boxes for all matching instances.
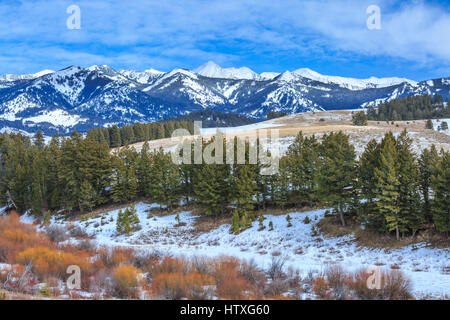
[45,225,69,242]
[151,272,214,300]
[267,256,286,281]
[69,225,88,238]
[312,276,330,299]
[325,265,346,299]
[154,257,188,276]
[265,278,288,297]
[345,268,412,300]
[16,247,91,279]
[185,273,215,299]
[212,256,241,286]
[112,264,142,298]
[97,246,136,268]
[240,259,266,287]
[217,277,251,299]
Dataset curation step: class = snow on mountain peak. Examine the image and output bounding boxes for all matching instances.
[293,68,417,90]
[194,61,260,80]
[0,69,54,82]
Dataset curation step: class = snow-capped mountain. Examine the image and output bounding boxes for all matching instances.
[0,62,448,136]
[0,69,54,82]
[194,61,260,80]
[293,68,418,90]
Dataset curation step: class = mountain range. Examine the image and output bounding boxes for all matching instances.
[0,61,448,136]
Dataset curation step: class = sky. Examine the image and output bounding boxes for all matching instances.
[0,0,449,81]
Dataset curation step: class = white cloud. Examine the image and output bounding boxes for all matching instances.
[0,0,448,75]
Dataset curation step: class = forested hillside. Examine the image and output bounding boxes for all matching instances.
[1,129,448,238]
[367,94,450,121]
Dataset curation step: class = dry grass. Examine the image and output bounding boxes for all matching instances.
[119,110,450,155]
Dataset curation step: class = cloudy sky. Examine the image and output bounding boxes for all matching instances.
[0,0,449,80]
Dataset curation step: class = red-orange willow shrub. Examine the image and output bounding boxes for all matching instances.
[152,272,215,300]
[216,277,252,299]
[16,246,92,279]
[0,213,51,262]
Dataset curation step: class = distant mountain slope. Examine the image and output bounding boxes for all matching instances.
[0,62,448,135]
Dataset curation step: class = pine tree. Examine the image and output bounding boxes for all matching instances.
[286,133,320,207]
[233,164,257,218]
[395,130,422,236]
[110,125,121,148]
[230,209,241,234]
[273,157,290,209]
[319,132,356,226]
[431,151,450,234]
[79,180,96,212]
[374,135,401,239]
[286,214,292,227]
[358,139,382,228]
[258,214,265,231]
[418,145,439,223]
[34,130,45,150]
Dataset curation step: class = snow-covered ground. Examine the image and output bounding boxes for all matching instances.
[31,202,450,299]
[432,118,450,135]
[200,122,283,135]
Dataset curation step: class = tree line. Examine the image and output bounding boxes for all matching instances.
[86,120,194,148]
[367,94,450,121]
[0,128,448,238]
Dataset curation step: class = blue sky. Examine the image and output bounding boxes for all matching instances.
[0,0,449,81]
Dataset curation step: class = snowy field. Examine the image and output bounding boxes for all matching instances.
[30,202,450,299]
[432,118,450,135]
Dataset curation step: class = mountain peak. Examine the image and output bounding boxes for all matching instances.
[194,61,259,80]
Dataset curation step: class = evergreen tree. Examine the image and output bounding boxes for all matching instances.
[418,145,439,223]
[79,180,96,212]
[358,139,382,228]
[319,132,356,226]
[110,125,121,148]
[395,130,422,236]
[431,151,450,234]
[374,135,401,239]
[33,130,45,150]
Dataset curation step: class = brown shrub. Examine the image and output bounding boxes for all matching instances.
[16,246,91,279]
[216,277,252,299]
[212,256,241,286]
[345,268,413,300]
[154,257,188,276]
[312,276,330,299]
[152,272,187,300]
[97,246,136,268]
[112,264,142,298]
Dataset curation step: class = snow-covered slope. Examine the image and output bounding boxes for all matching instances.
[36,202,450,298]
